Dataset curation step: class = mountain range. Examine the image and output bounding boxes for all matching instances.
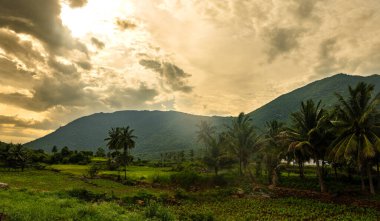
[25,74,380,158]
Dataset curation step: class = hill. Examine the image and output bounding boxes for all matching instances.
[25,111,231,158]
[25,73,380,157]
[248,73,380,126]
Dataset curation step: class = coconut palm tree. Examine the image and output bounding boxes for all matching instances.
[330,82,380,194]
[227,112,261,176]
[262,120,287,186]
[105,127,137,180]
[287,100,329,192]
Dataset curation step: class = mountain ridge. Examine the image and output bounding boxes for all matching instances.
[25,74,380,157]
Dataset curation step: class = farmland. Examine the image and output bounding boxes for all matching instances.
[1,163,380,221]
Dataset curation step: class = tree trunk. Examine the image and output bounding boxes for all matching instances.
[215,166,218,175]
[367,163,375,194]
[272,168,278,187]
[377,161,380,190]
[334,165,338,181]
[298,162,304,179]
[239,154,243,176]
[360,166,366,192]
[315,158,327,193]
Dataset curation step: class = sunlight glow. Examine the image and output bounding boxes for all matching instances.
[60,0,135,38]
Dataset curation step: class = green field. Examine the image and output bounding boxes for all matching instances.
[1,165,380,220]
[46,164,175,182]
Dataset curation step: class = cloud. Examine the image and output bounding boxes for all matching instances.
[66,0,88,8]
[116,18,137,30]
[91,37,105,50]
[103,83,159,108]
[265,27,305,62]
[0,29,44,68]
[313,37,340,76]
[0,115,56,130]
[0,57,36,88]
[139,59,193,93]
[0,0,87,54]
[0,75,94,112]
[290,0,320,20]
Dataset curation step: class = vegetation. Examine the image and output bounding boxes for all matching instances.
[3,81,380,220]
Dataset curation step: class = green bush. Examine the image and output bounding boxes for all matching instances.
[122,190,157,205]
[188,212,215,221]
[170,170,202,189]
[66,188,106,202]
[144,203,175,221]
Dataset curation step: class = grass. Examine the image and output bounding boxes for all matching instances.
[46,164,175,182]
[0,169,169,197]
[1,165,380,220]
[1,188,379,221]
[0,189,143,221]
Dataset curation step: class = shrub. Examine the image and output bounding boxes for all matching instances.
[174,188,192,200]
[170,170,202,189]
[188,212,215,221]
[144,203,175,221]
[122,190,157,205]
[66,188,106,202]
[86,163,101,178]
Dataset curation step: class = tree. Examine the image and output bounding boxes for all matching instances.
[287,100,329,192]
[262,120,287,186]
[197,122,233,175]
[118,126,137,180]
[105,127,137,180]
[52,146,58,153]
[227,112,261,176]
[95,147,106,157]
[330,82,380,194]
[7,144,29,171]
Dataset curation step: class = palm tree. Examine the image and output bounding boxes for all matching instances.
[105,127,137,180]
[287,100,329,193]
[197,121,223,175]
[330,82,380,194]
[262,120,287,186]
[227,112,261,176]
[118,126,137,180]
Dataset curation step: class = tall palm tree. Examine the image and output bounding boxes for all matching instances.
[105,127,137,180]
[287,100,329,193]
[118,126,137,180]
[227,112,261,176]
[330,82,380,194]
[262,120,287,186]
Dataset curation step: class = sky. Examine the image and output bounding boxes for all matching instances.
[0,0,380,143]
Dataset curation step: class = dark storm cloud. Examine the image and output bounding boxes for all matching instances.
[91,37,105,50]
[0,29,44,68]
[265,27,304,62]
[0,115,56,130]
[139,59,193,93]
[66,0,88,8]
[0,76,94,112]
[116,18,137,30]
[0,57,36,87]
[0,0,87,54]
[48,58,77,75]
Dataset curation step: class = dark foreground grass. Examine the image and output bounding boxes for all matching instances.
[0,189,143,221]
[1,167,380,220]
[1,188,380,221]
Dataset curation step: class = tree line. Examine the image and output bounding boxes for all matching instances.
[197,82,380,195]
